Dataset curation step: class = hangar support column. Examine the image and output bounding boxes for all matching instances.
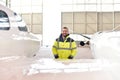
[42,0,61,47]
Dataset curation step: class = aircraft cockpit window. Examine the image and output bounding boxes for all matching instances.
[0,10,10,30]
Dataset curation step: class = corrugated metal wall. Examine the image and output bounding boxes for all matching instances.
[20,12,120,34]
[21,13,42,34]
[62,12,120,34]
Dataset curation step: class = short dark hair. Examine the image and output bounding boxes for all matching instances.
[62,27,68,30]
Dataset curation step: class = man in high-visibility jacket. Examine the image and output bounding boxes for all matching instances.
[52,27,77,59]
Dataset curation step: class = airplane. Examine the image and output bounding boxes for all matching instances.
[90,30,120,61]
[76,30,120,62]
[0,4,40,57]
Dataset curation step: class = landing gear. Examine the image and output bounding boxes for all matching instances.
[80,41,85,46]
[80,41,90,46]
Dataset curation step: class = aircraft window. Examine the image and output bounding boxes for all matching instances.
[14,12,28,32]
[0,10,8,17]
[0,10,10,30]
[18,26,28,32]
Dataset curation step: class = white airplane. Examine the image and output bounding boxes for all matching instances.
[90,30,120,61]
[77,30,120,62]
[0,4,40,57]
[71,29,120,63]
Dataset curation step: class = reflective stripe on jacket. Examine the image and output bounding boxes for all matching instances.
[52,34,77,59]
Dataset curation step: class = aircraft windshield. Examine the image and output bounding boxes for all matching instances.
[0,10,10,30]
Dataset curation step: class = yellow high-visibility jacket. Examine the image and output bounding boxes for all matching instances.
[52,34,77,59]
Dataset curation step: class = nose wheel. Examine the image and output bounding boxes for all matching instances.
[80,41,90,46]
[80,41,85,46]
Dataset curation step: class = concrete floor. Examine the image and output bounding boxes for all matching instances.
[0,46,120,80]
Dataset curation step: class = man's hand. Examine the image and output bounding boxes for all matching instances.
[68,55,73,59]
[54,54,59,59]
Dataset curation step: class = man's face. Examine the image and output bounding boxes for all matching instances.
[62,28,69,37]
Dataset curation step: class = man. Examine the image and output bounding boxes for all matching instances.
[52,27,77,59]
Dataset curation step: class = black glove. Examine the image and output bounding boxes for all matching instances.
[68,55,73,59]
[54,54,59,59]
